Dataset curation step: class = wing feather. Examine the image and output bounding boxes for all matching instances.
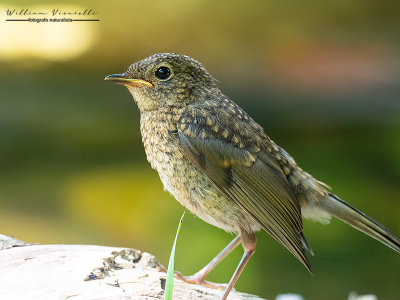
[177,101,312,272]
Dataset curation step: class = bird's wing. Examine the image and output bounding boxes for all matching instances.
[177,99,311,272]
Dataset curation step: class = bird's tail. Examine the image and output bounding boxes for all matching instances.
[320,193,400,253]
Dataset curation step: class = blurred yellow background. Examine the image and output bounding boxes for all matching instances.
[1,0,399,299]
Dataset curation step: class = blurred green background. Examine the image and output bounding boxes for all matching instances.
[1,0,399,299]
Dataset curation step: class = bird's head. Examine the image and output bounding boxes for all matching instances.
[105,53,219,111]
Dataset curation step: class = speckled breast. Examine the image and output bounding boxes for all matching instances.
[139,109,260,234]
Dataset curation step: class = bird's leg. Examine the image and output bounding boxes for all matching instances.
[220,229,257,300]
[174,235,241,289]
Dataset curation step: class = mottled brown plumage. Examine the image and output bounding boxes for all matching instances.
[106,53,400,300]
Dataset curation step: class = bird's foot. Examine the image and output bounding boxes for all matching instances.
[174,271,226,290]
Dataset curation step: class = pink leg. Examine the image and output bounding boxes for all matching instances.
[220,229,257,300]
[175,235,241,289]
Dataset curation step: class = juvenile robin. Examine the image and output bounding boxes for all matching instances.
[105,53,400,300]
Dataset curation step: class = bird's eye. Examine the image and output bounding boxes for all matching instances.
[155,66,171,80]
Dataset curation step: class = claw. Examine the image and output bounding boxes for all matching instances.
[174,271,226,290]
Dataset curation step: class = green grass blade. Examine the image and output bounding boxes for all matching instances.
[164,211,185,300]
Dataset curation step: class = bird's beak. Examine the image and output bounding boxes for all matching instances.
[104,73,153,88]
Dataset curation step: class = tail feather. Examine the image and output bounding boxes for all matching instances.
[321,193,400,253]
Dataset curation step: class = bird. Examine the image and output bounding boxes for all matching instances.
[105,53,400,300]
